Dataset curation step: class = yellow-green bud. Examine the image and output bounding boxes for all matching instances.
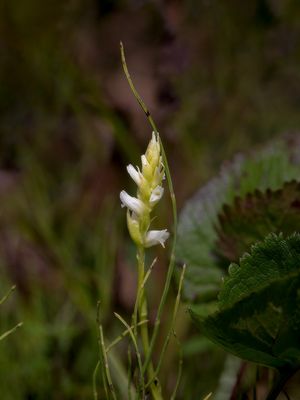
[145,132,160,167]
[120,131,169,249]
[126,211,143,246]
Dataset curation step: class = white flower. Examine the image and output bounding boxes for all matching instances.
[149,185,164,205]
[127,164,143,186]
[144,229,169,248]
[120,191,146,215]
[120,131,168,248]
[141,155,149,167]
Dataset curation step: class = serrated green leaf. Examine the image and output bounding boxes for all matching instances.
[177,140,300,303]
[217,181,300,262]
[190,234,300,369]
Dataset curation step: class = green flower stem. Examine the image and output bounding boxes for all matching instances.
[142,136,178,376]
[121,42,178,398]
[120,42,178,377]
[114,312,145,397]
[137,246,163,400]
[266,367,298,400]
[132,258,156,339]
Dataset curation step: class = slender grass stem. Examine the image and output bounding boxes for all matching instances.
[96,303,109,399]
[169,307,184,400]
[132,257,157,338]
[106,320,148,353]
[96,302,116,400]
[137,246,148,353]
[142,257,157,289]
[0,322,23,341]
[114,312,145,398]
[93,360,100,400]
[0,285,16,305]
[146,264,186,388]
[170,343,182,400]
[100,325,117,400]
[100,356,109,400]
[128,348,133,400]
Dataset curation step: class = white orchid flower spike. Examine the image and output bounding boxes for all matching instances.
[120,132,169,248]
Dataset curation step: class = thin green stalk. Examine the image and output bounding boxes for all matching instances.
[170,309,184,400]
[0,285,16,305]
[94,351,136,400]
[128,348,133,400]
[100,355,109,400]
[142,257,157,289]
[106,320,148,353]
[132,274,140,337]
[143,137,178,371]
[136,247,162,400]
[100,325,117,400]
[132,257,157,337]
[96,302,116,400]
[114,312,145,398]
[120,41,178,377]
[137,250,152,356]
[0,322,23,341]
[93,360,100,400]
[137,247,148,354]
[170,343,182,400]
[157,264,186,376]
[96,303,109,399]
[146,264,186,387]
[132,258,157,335]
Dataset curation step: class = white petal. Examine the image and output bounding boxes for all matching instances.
[120,191,145,215]
[149,186,164,205]
[127,164,142,186]
[141,155,149,167]
[144,229,169,248]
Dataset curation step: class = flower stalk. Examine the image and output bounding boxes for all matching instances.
[120,131,168,400]
[118,42,181,399]
[137,246,162,400]
[120,132,169,251]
